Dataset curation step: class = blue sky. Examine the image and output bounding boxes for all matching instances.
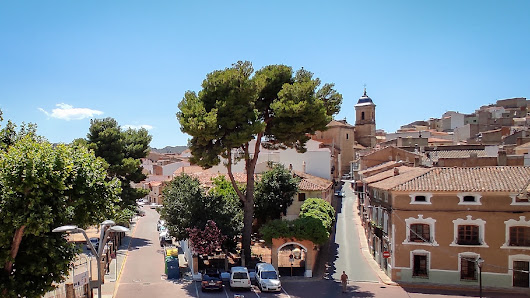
[1,1,529,148]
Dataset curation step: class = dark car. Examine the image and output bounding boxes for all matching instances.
[201,268,223,291]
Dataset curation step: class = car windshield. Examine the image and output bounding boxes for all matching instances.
[261,271,278,279]
[232,272,248,279]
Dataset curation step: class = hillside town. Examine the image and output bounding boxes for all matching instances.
[121,90,530,296]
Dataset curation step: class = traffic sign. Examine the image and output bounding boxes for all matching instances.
[382,251,391,258]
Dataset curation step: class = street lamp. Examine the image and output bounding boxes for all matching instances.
[53,221,129,298]
[477,257,484,298]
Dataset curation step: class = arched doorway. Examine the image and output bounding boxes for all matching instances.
[277,243,306,277]
[271,238,317,277]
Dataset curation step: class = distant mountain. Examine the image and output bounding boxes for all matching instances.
[150,146,188,154]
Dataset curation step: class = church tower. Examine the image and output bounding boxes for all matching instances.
[354,88,376,147]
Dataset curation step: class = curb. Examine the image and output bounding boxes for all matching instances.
[111,216,140,297]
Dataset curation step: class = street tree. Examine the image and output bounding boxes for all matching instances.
[0,134,121,297]
[85,117,151,207]
[177,61,342,262]
[254,163,299,224]
[161,174,242,250]
[187,220,227,256]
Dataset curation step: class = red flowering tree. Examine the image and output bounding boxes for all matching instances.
[187,220,227,256]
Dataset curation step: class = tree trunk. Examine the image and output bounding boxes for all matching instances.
[4,225,25,274]
[242,192,254,266]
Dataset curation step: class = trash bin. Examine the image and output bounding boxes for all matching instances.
[166,256,180,279]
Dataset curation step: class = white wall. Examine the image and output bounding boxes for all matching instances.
[208,139,332,180]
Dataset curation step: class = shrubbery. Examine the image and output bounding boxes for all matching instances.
[260,198,335,245]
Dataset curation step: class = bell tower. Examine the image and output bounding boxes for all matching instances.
[354,87,376,147]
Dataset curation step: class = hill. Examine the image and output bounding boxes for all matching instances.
[150,146,188,154]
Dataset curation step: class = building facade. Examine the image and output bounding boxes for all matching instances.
[362,166,530,289]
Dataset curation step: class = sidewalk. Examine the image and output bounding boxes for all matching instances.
[93,216,140,298]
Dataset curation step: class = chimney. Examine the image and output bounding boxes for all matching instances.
[302,161,306,173]
[498,150,507,166]
[469,152,478,158]
[394,167,400,176]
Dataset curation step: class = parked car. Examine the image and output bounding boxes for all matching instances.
[255,263,281,292]
[201,268,223,291]
[150,203,157,209]
[230,266,251,290]
[87,237,99,253]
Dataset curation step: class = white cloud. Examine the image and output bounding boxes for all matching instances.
[123,124,154,130]
[38,103,103,120]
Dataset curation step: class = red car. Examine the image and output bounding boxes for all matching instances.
[201,268,223,291]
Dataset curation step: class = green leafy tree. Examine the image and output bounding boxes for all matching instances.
[254,164,299,224]
[86,117,151,207]
[161,174,242,250]
[177,61,342,262]
[299,197,335,231]
[260,198,334,246]
[0,135,121,297]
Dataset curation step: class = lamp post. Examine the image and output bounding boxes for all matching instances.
[53,221,129,298]
[477,257,484,298]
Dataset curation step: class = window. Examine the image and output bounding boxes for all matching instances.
[410,224,430,242]
[460,258,477,280]
[409,193,432,204]
[346,133,349,140]
[458,225,480,245]
[404,215,438,246]
[413,254,428,277]
[457,193,482,205]
[451,215,488,247]
[463,196,476,202]
[361,111,365,120]
[503,216,530,249]
[510,226,530,247]
[415,196,426,202]
[298,193,306,201]
[513,261,529,288]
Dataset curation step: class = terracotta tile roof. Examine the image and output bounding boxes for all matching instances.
[363,166,417,184]
[393,166,530,192]
[188,172,253,188]
[428,137,452,143]
[369,168,432,190]
[293,171,333,191]
[359,161,400,176]
[327,120,354,128]
[422,150,489,164]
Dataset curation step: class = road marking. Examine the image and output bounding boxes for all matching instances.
[194,280,199,297]
[282,287,291,298]
[223,286,229,298]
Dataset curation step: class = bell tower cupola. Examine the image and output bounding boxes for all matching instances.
[354,87,376,147]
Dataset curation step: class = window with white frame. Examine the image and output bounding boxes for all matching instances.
[503,216,530,249]
[409,193,433,205]
[403,215,438,246]
[509,254,530,288]
[510,194,530,206]
[459,252,479,281]
[457,193,482,205]
[450,215,488,247]
[411,249,430,278]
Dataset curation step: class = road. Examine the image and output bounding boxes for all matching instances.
[329,183,380,283]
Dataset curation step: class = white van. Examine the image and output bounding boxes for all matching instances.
[255,263,281,292]
[229,266,251,289]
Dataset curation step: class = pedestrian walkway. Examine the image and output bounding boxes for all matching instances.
[93,215,140,298]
